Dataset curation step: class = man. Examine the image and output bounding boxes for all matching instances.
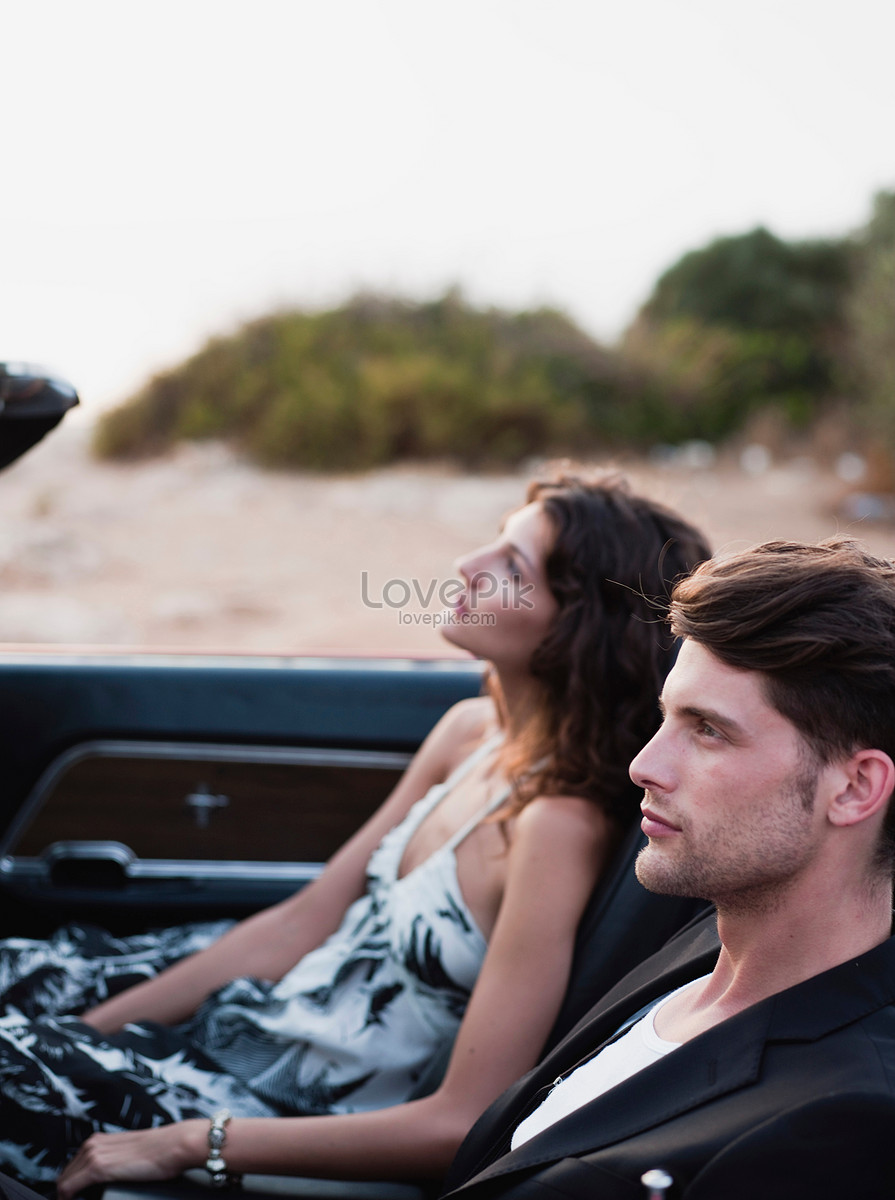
[442,537,895,1199]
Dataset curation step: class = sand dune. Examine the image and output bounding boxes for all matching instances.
[0,420,889,654]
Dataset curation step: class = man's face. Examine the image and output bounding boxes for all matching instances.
[630,640,825,912]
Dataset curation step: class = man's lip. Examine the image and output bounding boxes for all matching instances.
[640,806,681,836]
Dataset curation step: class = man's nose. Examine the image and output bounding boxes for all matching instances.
[629,725,669,790]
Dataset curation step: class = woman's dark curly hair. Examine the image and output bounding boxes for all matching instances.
[494,470,711,826]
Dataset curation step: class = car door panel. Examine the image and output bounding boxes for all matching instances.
[0,652,482,935]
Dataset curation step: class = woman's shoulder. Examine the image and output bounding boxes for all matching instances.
[409,695,500,786]
[443,694,498,737]
[436,695,500,756]
[498,795,618,934]
[512,792,616,857]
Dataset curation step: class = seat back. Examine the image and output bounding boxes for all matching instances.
[408,818,707,1098]
[544,819,709,1051]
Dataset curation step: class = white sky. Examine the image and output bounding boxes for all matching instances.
[3,0,894,418]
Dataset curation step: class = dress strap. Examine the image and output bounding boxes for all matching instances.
[441,751,552,853]
[441,780,513,854]
[388,731,507,872]
[436,729,504,792]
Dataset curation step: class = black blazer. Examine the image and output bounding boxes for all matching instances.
[443,910,895,1199]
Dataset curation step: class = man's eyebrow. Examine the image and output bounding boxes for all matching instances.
[658,695,748,739]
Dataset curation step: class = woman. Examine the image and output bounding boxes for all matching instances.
[0,470,709,1194]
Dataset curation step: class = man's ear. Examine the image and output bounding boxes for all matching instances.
[827,749,895,828]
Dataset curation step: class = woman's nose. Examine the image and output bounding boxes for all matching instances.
[454,555,472,588]
[456,549,488,587]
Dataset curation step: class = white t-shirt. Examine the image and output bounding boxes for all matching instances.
[511,974,711,1150]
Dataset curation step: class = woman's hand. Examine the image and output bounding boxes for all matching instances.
[56,1121,205,1200]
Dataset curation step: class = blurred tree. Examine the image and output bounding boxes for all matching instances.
[623,226,852,442]
[845,191,895,454]
[643,226,850,335]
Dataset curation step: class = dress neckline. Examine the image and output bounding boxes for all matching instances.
[394,731,507,884]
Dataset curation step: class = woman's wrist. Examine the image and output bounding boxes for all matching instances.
[203,1111,243,1188]
[175,1117,215,1170]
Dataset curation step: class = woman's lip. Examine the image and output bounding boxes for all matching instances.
[640,807,680,836]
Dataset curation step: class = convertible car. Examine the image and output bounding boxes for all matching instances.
[0,365,703,1200]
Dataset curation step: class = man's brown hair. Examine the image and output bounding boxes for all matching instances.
[669,536,895,866]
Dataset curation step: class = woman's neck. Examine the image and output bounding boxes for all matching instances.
[489,665,546,741]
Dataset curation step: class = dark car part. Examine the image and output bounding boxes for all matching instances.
[0,362,79,469]
[0,649,708,1200]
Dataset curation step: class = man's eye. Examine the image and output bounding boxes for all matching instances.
[696,721,722,740]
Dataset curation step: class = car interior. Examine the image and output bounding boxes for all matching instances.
[0,367,708,1199]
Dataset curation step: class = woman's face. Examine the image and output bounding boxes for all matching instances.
[441,501,559,675]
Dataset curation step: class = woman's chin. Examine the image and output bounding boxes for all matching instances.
[439,616,462,647]
[439,612,476,652]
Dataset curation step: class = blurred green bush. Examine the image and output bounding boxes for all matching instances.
[94,292,651,469]
[94,195,895,473]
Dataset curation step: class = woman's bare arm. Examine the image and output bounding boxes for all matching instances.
[82,697,496,1034]
[58,793,611,1192]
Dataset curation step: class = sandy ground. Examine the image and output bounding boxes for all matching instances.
[0,419,891,655]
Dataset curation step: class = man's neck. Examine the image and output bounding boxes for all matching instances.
[655,881,893,1044]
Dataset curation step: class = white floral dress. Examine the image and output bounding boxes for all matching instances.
[0,734,508,1189]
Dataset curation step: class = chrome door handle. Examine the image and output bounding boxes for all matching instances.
[43,840,135,887]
